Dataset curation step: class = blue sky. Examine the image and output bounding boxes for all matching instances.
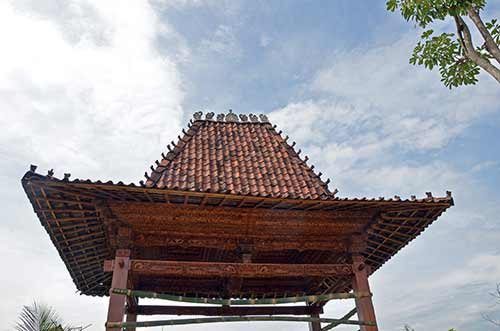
[1,1,500,331]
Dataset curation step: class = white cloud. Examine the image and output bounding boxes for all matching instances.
[0,0,184,182]
[270,31,500,331]
[0,0,185,329]
[310,36,500,151]
[200,25,242,59]
[269,33,500,198]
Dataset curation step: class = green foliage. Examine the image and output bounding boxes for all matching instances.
[15,302,70,331]
[410,30,480,88]
[387,0,485,27]
[486,19,500,44]
[386,0,495,88]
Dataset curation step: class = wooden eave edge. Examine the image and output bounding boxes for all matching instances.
[21,170,454,210]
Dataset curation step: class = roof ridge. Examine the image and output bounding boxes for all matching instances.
[192,110,271,124]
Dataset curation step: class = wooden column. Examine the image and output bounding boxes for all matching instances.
[352,254,378,331]
[307,303,321,331]
[125,296,138,331]
[125,312,137,331]
[106,249,130,330]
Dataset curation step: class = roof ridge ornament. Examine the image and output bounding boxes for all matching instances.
[193,111,203,121]
[192,111,271,124]
[205,112,215,120]
[225,109,239,122]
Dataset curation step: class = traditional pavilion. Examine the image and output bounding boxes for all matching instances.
[22,111,453,331]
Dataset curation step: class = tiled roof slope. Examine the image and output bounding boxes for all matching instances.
[145,111,334,199]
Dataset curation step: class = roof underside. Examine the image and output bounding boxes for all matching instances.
[146,114,333,200]
[21,171,453,297]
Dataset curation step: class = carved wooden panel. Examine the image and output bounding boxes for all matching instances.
[105,259,353,278]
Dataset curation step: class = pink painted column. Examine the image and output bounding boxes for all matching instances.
[106,249,130,330]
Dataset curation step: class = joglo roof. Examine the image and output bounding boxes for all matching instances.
[21,111,453,298]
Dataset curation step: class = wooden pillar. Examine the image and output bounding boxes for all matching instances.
[125,312,137,331]
[106,249,130,330]
[352,254,378,331]
[125,296,138,331]
[307,303,321,331]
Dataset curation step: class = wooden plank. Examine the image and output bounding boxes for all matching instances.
[136,305,324,316]
[105,260,353,278]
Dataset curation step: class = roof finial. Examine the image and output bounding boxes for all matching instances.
[217,113,225,121]
[259,114,269,123]
[47,169,54,178]
[193,111,203,121]
[446,191,452,198]
[239,114,248,122]
[63,173,71,180]
[426,192,433,199]
[30,164,37,172]
[206,112,215,120]
[249,114,259,122]
[226,109,239,122]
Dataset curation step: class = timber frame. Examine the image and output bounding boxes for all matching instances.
[21,112,453,330]
[22,169,452,330]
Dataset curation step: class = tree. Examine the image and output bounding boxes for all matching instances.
[15,302,76,331]
[387,0,500,88]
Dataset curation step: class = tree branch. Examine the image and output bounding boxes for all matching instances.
[467,7,500,64]
[454,15,500,83]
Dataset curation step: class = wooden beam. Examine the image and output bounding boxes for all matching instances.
[104,260,353,278]
[106,316,376,329]
[322,307,357,331]
[136,305,324,316]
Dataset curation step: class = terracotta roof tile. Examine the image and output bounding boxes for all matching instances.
[145,111,334,200]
